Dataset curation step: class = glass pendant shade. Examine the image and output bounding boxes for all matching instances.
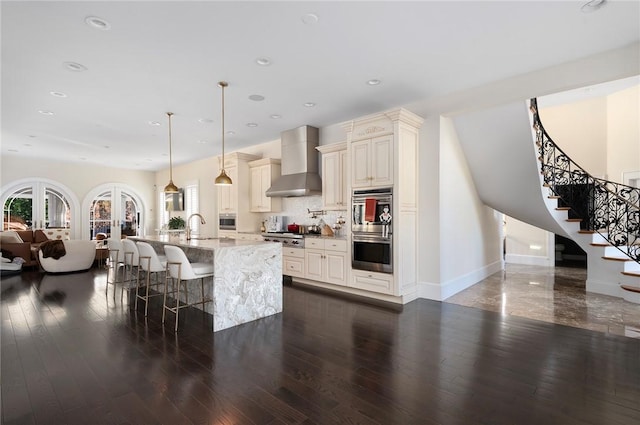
[215,81,232,186]
[164,112,179,193]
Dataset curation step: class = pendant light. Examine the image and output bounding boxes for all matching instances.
[215,81,233,185]
[163,112,179,193]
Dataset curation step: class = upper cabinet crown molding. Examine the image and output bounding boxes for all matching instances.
[316,141,347,154]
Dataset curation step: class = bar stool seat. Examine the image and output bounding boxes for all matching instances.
[162,245,213,332]
[135,241,167,316]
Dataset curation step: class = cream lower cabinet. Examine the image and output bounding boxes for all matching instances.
[283,247,305,278]
[237,233,263,241]
[304,238,348,286]
[350,269,393,295]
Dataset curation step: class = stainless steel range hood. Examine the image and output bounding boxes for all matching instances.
[266,125,322,197]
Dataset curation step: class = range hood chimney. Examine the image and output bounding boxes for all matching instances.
[266,125,322,197]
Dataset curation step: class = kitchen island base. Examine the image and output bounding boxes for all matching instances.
[131,236,282,332]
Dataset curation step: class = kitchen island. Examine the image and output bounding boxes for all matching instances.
[130,235,282,332]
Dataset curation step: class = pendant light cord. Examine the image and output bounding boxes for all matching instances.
[167,112,174,181]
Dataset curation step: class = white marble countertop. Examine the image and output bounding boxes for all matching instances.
[131,235,269,251]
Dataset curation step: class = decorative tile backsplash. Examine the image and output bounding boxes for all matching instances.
[281,196,347,236]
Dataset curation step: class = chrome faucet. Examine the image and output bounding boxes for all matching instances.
[186,213,206,240]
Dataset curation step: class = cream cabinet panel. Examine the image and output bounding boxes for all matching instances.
[305,238,325,250]
[284,256,305,278]
[351,135,393,189]
[305,249,324,281]
[249,159,281,213]
[351,139,371,188]
[217,166,237,213]
[371,135,393,187]
[320,148,348,210]
[350,269,393,295]
[325,251,347,285]
[218,230,237,239]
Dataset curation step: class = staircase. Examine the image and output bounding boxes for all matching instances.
[530,98,640,303]
[452,99,640,303]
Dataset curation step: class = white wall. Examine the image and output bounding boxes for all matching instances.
[537,97,608,178]
[504,217,552,266]
[607,85,640,183]
[435,117,502,300]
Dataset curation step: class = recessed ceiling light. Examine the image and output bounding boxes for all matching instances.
[226,131,235,136]
[85,16,111,30]
[38,110,54,115]
[148,121,161,126]
[104,145,110,149]
[28,135,36,138]
[270,114,282,119]
[79,157,87,160]
[304,102,316,108]
[198,118,213,124]
[249,94,265,101]
[196,140,208,144]
[302,13,319,25]
[23,144,32,147]
[50,91,68,98]
[63,61,87,72]
[8,149,18,152]
[246,123,258,127]
[367,79,381,86]
[255,57,271,66]
[581,0,607,12]
[145,158,153,162]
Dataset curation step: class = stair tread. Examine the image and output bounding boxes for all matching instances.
[548,195,560,199]
[621,284,640,293]
[602,256,630,262]
[566,218,582,222]
[556,207,571,211]
[590,243,609,247]
[578,230,596,234]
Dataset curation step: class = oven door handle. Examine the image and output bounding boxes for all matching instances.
[352,234,392,243]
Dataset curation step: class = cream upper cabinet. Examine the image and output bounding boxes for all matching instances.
[317,142,348,210]
[351,135,393,189]
[217,165,237,213]
[249,158,281,213]
[217,152,260,232]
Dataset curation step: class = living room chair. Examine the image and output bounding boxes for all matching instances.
[162,245,213,332]
[135,241,167,316]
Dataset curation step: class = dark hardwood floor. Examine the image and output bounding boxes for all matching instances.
[2,268,639,425]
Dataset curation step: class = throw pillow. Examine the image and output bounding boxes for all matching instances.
[0,231,24,244]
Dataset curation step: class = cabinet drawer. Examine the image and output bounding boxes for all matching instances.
[350,270,393,295]
[283,248,304,258]
[305,238,325,249]
[283,257,304,278]
[324,239,347,252]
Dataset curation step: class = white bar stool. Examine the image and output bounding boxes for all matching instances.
[106,238,128,301]
[135,241,167,316]
[162,245,213,332]
[122,238,140,287]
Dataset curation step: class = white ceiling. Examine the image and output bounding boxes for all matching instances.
[2,1,639,171]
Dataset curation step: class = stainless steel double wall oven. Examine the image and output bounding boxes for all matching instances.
[351,187,393,273]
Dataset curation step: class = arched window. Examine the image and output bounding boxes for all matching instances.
[1,179,79,237]
[83,184,145,240]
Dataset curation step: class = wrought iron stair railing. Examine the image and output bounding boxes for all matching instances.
[530,98,640,264]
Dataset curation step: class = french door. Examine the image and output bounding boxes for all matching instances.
[2,180,77,236]
[85,185,143,240]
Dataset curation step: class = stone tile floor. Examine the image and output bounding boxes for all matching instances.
[444,263,640,338]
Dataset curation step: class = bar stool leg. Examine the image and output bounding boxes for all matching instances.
[174,276,181,333]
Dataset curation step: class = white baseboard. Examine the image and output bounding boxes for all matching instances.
[418,260,503,301]
[505,253,553,267]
